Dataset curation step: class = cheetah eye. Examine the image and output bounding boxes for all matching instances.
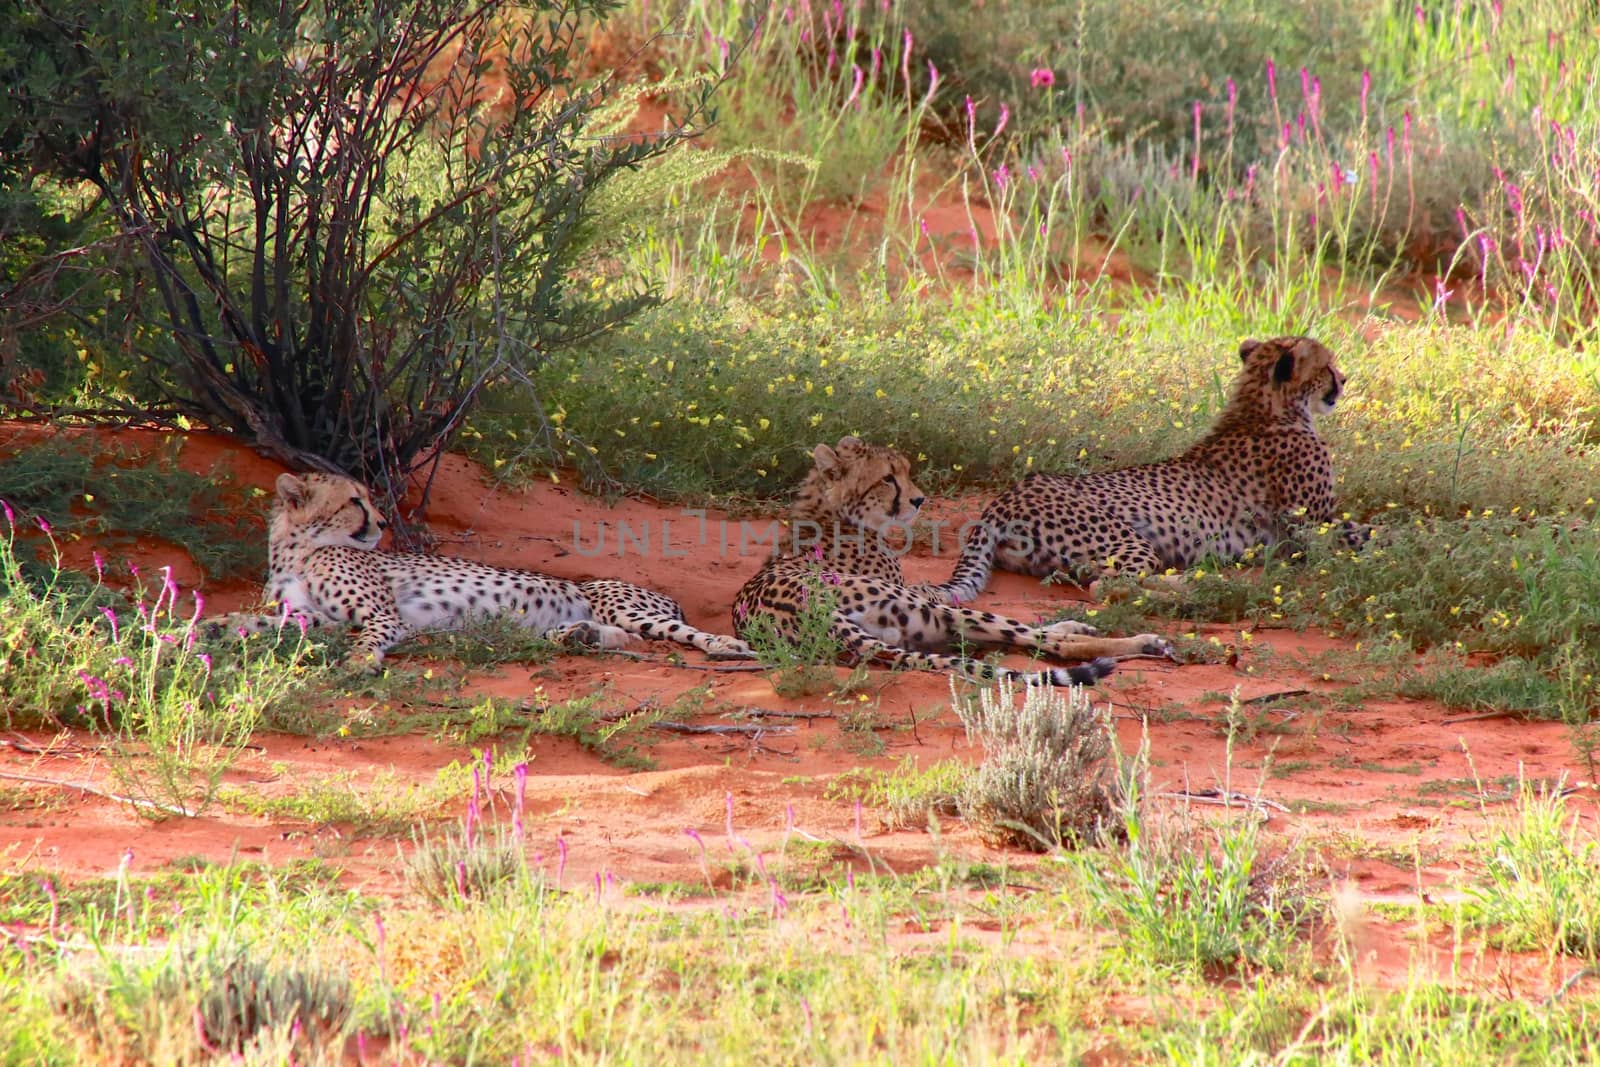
[881,473,896,485]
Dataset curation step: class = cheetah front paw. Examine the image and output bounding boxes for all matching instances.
[340,648,386,673]
[908,582,954,605]
[703,635,755,659]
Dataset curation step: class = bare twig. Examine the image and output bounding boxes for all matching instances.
[1441,708,1523,726]
[0,771,191,816]
[1154,789,1290,818]
[651,721,795,737]
[599,649,768,673]
[1242,689,1311,706]
[2,733,95,757]
[1549,966,1599,1006]
[741,709,835,721]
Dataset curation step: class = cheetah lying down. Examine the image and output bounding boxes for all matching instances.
[733,437,1173,687]
[214,472,750,665]
[928,335,1361,604]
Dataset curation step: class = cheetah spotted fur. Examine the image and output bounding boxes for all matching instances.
[732,436,1174,687]
[930,336,1357,603]
[214,472,750,665]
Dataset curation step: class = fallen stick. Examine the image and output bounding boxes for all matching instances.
[1241,689,1310,706]
[3,732,92,757]
[598,650,769,672]
[740,709,835,721]
[1154,789,1290,814]
[0,771,191,816]
[1440,708,1522,726]
[1549,966,1599,1006]
[650,721,796,737]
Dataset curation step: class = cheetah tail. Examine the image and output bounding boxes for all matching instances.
[834,621,1113,688]
[1049,656,1116,686]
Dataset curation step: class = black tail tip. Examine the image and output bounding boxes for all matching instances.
[1063,656,1117,686]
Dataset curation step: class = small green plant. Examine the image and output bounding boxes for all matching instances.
[1463,779,1600,958]
[405,757,537,907]
[0,511,319,815]
[405,819,531,909]
[55,944,351,1064]
[954,677,1121,851]
[218,764,481,836]
[737,559,846,697]
[1074,745,1308,972]
[826,756,967,831]
[514,685,664,769]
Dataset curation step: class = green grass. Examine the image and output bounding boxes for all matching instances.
[1463,781,1600,958]
[216,761,488,836]
[0,517,321,814]
[825,755,966,831]
[10,1,1600,1060]
[11,803,1600,1064]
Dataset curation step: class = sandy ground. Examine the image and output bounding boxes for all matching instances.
[3,426,1595,999]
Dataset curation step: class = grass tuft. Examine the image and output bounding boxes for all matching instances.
[955,678,1121,851]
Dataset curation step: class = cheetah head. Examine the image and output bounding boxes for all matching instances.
[270,472,387,552]
[1234,335,1345,420]
[792,436,927,533]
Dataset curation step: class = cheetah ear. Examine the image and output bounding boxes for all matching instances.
[835,435,864,455]
[1272,346,1297,384]
[812,443,843,478]
[275,473,310,507]
[1238,339,1261,362]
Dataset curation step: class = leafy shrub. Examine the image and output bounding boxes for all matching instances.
[2,0,719,503]
[0,433,261,579]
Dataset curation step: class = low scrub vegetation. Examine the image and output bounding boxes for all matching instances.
[5,0,1600,1060]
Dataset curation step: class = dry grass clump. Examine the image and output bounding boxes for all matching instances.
[955,678,1121,851]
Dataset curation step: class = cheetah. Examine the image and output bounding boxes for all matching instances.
[215,472,751,665]
[732,436,1174,687]
[928,335,1356,605]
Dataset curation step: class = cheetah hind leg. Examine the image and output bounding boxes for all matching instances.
[1087,572,1188,606]
[851,590,1172,663]
[578,580,754,659]
[1041,617,1100,636]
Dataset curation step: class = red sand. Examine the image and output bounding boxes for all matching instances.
[3,426,1592,997]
